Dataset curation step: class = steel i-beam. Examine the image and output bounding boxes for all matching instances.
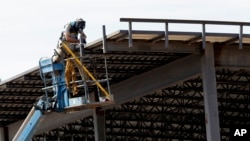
[201,43,221,141]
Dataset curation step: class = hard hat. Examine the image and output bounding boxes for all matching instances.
[75,18,85,31]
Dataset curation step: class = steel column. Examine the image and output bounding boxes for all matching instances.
[93,109,106,141]
[201,43,221,141]
[202,24,206,49]
[102,25,107,53]
[0,127,4,141]
[128,22,133,47]
[3,127,9,141]
[239,25,243,49]
[164,22,169,48]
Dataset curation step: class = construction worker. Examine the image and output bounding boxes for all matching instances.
[63,18,87,49]
[53,18,87,62]
[53,18,88,95]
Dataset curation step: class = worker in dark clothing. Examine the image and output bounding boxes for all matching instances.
[53,18,88,94]
[54,18,87,62]
[64,18,87,48]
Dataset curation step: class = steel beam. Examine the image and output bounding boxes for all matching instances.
[8,54,202,140]
[120,18,250,26]
[201,43,221,141]
[0,127,9,141]
[103,54,202,109]
[105,40,200,53]
[8,45,250,140]
[93,109,106,141]
[0,127,8,141]
[31,54,200,139]
[215,45,250,68]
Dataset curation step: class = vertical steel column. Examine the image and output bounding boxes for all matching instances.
[128,21,133,47]
[93,109,106,141]
[102,25,107,53]
[57,128,60,141]
[202,23,206,49]
[104,57,111,95]
[43,134,47,141]
[239,25,243,49]
[0,127,6,141]
[3,127,9,141]
[201,43,221,141]
[165,22,169,48]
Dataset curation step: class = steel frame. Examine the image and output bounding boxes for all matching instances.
[2,18,250,140]
[32,67,250,141]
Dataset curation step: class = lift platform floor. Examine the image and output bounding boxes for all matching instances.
[64,101,114,113]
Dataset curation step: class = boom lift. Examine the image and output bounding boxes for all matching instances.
[13,41,113,141]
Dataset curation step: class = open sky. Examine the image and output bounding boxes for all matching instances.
[0,0,249,81]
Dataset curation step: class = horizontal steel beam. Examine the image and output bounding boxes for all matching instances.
[215,45,250,68]
[103,54,202,110]
[104,40,200,53]
[120,18,250,26]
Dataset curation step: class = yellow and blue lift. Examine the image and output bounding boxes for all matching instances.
[13,41,113,141]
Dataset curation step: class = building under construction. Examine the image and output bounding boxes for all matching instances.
[0,18,250,141]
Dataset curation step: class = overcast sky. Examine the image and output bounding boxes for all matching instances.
[0,0,249,81]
